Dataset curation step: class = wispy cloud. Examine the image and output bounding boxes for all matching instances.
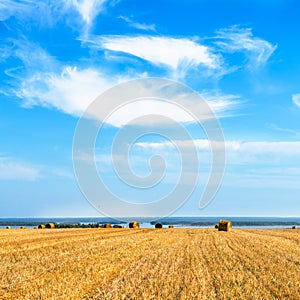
[0,0,107,35]
[15,72,241,125]
[215,26,277,68]
[90,35,221,78]
[94,139,300,188]
[223,167,300,189]
[0,157,39,181]
[64,0,107,35]
[267,123,299,136]
[135,140,300,162]
[292,93,300,107]
[84,27,276,78]
[119,16,156,32]
[200,90,243,118]
[16,66,118,116]
[0,0,31,21]
[0,0,66,27]
[4,39,240,122]
[131,139,300,187]
[5,39,59,75]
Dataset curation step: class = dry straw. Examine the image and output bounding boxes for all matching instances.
[129,221,140,228]
[168,225,174,228]
[45,223,55,229]
[292,225,298,229]
[218,220,232,232]
[38,224,46,229]
[20,226,26,229]
[155,222,163,228]
[104,223,112,228]
[6,226,11,229]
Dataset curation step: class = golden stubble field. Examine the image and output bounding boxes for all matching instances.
[0,228,299,300]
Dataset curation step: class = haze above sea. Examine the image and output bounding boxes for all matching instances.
[0,217,299,229]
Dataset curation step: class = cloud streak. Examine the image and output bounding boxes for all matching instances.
[16,70,241,125]
[119,16,156,32]
[16,66,118,116]
[0,157,39,181]
[64,0,107,35]
[136,139,300,162]
[292,93,300,107]
[6,41,240,123]
[90,35,221,78]
[215,26,277,68]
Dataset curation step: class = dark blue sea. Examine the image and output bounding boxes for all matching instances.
[0,216,299,229]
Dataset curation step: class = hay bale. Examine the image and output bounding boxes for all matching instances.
[20,226,26,229]
[33,226,37,229]
[45,223,55,229]
[292,225,298,229]
[129,221,140,228]
[104,223,112,228]
[6,226,11,229]
[218,219,232,232]
[168,225,174,228]
[155,222,163,228]
[113,224,123,228]
[38,224,46,229]
[215,224,219,229]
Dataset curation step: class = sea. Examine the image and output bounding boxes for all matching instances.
[0,216,299,229]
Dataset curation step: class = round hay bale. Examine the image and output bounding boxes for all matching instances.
[168,225,174,228]
[155,222,163,228]
[215,224,219,229]
[38,224,46,229]
[129,221,140,228]
[45,223,55,229]
[218,219,232,232]
[6,226,11,229]
[33,226,37,229]
[104,223,112,228]
[113,224,123,228]
[20,226,26,229]
[292,225,298,229]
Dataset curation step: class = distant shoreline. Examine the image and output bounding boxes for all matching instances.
[0,216,299,229]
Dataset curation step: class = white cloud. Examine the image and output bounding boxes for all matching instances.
[5,38,241,125]
[222,141,300,166]
[16,66,117,116]
[95,139,300,188]
[0,0,65,27]
[135,140,300,160]
[0,0,107,34]
[15,68,240,125]
[64,0,107,34]
[292,94,300,107]
[86,27,275,77]
[0,0,30,21]
[215,26,277,67]
[0,157,39,181]
[132,139,300,187]
[200,91,242,117]
[119,16,156,31]
[91,35,221,78]
[10,39,59,73]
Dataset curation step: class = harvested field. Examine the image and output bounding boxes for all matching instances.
[0,228,299,299]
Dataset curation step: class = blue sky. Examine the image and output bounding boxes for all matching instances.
[0,0,300,217]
